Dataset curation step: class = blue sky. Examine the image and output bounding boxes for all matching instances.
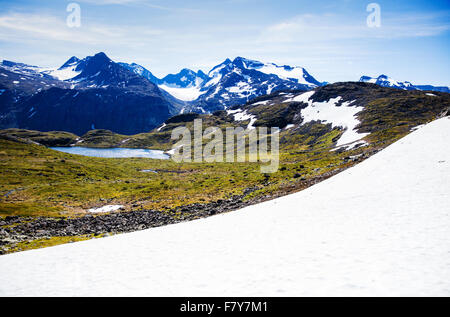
[0,0,449,86]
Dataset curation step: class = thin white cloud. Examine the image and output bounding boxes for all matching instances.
[76,0,202,13]
[260,12,450,44]
[77,0,150,5]
[0,13,164,45]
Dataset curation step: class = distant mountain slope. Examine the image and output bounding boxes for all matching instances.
[117,62,162,85]
[8,82,448,153]
[415,85,450,93]
[0,61,70,128]
[0,53,178,134]
[360,74,449,93]
[16,87,171,136]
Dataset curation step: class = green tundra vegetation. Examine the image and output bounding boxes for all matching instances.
[0,126,358,218]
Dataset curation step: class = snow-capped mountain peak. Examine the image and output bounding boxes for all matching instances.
[0,53,176,135]
[40,52,163,94]
[232,56,263,69]
[207,58,233,78]
[359,74,415,90]
[118,61,209,101]
[360,74,450,93]
[59,56,81,69]
[118,62,161,85]
[71,52,112,79]
[231,57,321,87]
[45,56,83,81]
[161,68,209,88]
[157,68,210,102]
[43,53,113,82]
[193,57,322,111]
[255,63,320,86]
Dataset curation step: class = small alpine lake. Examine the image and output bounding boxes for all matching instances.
[50,147,170,160]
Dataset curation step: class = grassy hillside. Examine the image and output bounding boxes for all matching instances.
[0,126,360,218]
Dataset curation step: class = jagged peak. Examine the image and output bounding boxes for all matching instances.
[59,56,80,69]
[208,58,234,77]
[90,52,111,63]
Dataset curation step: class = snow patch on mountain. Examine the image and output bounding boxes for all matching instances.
[288,91,369,146]
[1,58,81,82]
[159,84,204,101]
[42,57,82,81]
[251,100,270,106]
[225,81,256,96]
[0,61,46,77]
[256,63,318,86]
[227,109,257,130]
[286,90,316,104]
[88,205,124,213]
[47,67,81,81]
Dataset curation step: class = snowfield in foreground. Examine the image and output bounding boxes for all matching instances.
[1,117,450,296]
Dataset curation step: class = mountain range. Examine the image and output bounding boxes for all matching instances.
[359,74,450,93]
[1,52,448,135]
[0,53,175,135]
[121,56,323,112]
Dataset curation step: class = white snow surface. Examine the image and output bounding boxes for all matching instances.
[302,97,368,146]
[45,66,81,81]
[235,58,318,87]
[156,123,166,132]
[87,205,124,213]
[226,109,257,130]
[257,63,315,86]
[159,84,204,102]
[284,124,295,130]
[251,100,270,106]
[1,117,450,296]
[287,91,369,146]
